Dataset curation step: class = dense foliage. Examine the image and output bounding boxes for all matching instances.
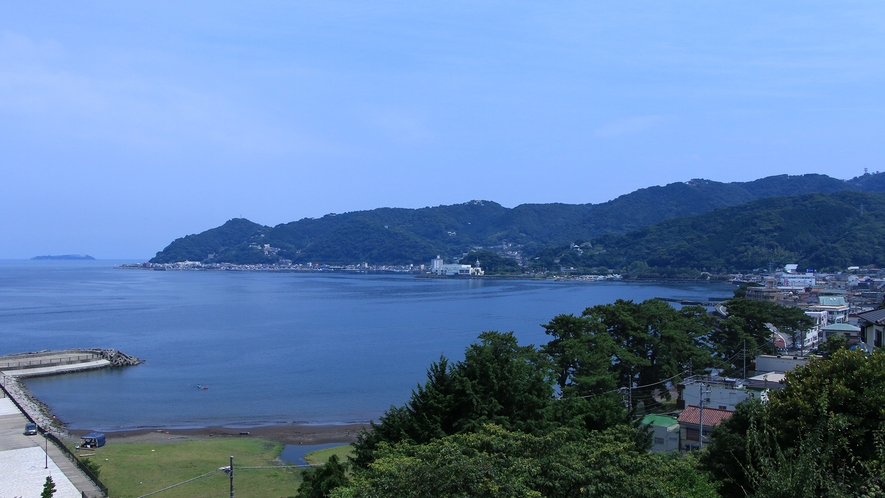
[352,332,555,468]
[459,250,521,275]
[710,298,813,373]
[702,349,885,497]
[299,300,881,497]
[151,173,885,265]
[533,191,885,273]
[335,425,718,498]
[298,454,349,498]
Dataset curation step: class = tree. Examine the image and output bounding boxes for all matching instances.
[699,398,766,498]
[335,425,718,498]
[541,314,619,396]
[41,475,56,498]
[767,350,885,475]
[820,333,847,355]
[711,298,813,372]
[298,454,349,498]
[452,331,554,434]
[703,350,885,497]
[353,332,554,467]
[580,299,715,406]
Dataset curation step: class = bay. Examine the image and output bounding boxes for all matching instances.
[0,260,734,431]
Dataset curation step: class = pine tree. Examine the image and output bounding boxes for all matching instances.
[41,475,56,498]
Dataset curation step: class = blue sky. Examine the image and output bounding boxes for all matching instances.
[1,2,883,259]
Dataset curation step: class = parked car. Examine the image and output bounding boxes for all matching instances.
[24,423,37,435]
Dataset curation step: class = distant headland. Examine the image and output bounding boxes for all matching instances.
[31,254,95,260]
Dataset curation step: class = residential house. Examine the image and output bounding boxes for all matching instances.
[677,378,753,411]
[809,295,850,324]
[642,414,680,453]
[856,308,885,349]
[678,405,734,452]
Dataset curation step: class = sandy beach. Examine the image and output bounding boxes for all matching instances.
[68,423,368,445]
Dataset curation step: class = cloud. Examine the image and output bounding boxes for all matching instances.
[593,115,665,138]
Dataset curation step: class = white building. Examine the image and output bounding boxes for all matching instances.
[781,273,816,288]
[642,414,680,453]
[430,256,484,276]
[678,378,754,411]
[809,295,850,324]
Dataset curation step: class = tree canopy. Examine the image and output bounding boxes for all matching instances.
[702,349,885,497]
[336,425,718,498]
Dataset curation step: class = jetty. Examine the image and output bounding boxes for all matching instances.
[655,297,728,307]
[0,348,141,378]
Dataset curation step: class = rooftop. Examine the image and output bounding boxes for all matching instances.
[678,405,734,427]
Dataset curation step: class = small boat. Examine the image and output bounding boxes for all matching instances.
[196,384,209,390]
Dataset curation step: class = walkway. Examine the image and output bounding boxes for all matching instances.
[0,396,103,498]
[2,359,111,378]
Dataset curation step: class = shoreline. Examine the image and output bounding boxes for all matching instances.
[2,372,366,446]
[68,423,368,445]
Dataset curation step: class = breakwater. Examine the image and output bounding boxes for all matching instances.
[0,372,72,438]
[0,348,141,378]
[0,349,141,438]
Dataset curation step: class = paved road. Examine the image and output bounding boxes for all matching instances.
[0,395,103,498]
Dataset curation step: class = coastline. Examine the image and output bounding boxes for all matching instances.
[68,423,367,445]
[2,372,365,446]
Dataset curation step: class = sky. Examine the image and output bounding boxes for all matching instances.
[1,2,883,259]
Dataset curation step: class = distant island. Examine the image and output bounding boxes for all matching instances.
[31,254,95,261]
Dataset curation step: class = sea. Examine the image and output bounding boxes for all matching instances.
[0,260,734,432]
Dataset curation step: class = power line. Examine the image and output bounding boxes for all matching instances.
[136,469,221,498]
[135,463,323,498]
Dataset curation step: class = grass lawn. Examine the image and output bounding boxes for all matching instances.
[82,438,303,498]
[304,444,354,466]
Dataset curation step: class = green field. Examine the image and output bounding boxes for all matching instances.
[304,444,354,466]
[77,438,351,498]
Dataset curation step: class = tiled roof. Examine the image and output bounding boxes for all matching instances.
[678,405,734,427]
[858,308,885,324]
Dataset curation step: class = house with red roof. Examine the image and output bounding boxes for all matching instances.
[677,405,734,452]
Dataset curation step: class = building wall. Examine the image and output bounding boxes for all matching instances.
[681,384,752,411]
[755,354,810,373]
[651,424,680,453]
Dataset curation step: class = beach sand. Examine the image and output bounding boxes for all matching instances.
[68,423,368,445]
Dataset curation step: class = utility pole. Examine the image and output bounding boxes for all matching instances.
[743,340,747,380]
[698,383,711,450]
[44,427,48,469]
[229,456,234,498]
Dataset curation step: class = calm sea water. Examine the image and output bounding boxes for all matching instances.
[0,260,733,431]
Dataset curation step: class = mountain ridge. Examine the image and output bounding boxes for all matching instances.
[150,172,885,269]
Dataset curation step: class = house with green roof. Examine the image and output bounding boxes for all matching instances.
[642,414,680,453]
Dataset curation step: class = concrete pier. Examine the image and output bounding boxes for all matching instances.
[0,348,141,378]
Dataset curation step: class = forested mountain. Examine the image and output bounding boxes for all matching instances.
[535,191,885,273]
[150,172,885,266]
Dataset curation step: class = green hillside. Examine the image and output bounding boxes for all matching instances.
[149,173,885,266]
[534,191,885,273]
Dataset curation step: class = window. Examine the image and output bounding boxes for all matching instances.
[686,428,699,441]
[654,437,665,445]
